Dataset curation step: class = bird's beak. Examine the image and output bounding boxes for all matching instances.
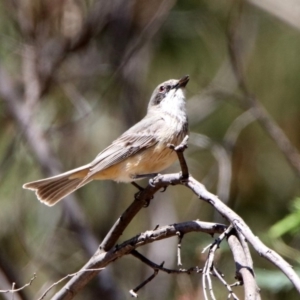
[174,75,189,89]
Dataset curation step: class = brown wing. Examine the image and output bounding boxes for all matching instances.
[86,116,165,177]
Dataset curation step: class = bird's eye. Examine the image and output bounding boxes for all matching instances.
[159,85,165,93]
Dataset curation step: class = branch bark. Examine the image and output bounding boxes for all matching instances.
[227,232,260,300]
[186,176,300,293]
[49,172,300,299]
[50,217,227,300]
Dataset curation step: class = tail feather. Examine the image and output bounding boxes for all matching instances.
[35,178,67,198]
[38,178,71,200]
[48,179,81,202]
[23,165,91,206]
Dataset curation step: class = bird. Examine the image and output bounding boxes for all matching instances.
[23,75,189,206]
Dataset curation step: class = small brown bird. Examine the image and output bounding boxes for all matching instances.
[23,75,189,206]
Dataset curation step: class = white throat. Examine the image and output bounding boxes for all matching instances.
[160,88,187,119]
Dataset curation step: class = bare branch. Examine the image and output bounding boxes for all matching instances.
[51,217,226,299]
[50,172,300,299]
[186,176,300,293]
[129,264,161,298]
[202,225,234,300]
[0,274,36,294]
[235,229,255,276]
[99,182,164,252]
[213,266,239,300]
[169,135,189,179]
[227,232,260,300]
[176,231,184,266]
[131,250,202,275]
[227,234,260,300]
[13,165,293,299]
[37,269,104,300]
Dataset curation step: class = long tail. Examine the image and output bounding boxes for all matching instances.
[23,165,92,206]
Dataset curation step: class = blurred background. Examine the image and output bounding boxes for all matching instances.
[0,0,300,299]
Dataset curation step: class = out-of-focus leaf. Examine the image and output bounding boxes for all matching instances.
[269,198,300,238]
[255,268,300,292]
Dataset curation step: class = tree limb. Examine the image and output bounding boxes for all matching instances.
[51,218,227,300]
[227,232,260,300]
[49,170,300,299]
[186,176,300,293]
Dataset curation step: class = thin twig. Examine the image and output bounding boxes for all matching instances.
[49,173,300,299]
[230,281,243,288]
[131,250,201,275]
[0,274,36,294]
[10,282,15,300]
[202,225,234,300]
[168,135,189,179]
[37,269,104,300]
[176,231,183,266]
[235,230,254,273]
[202,225,234,255]
[51,216,226,299]
[99,182,163,252]
[202,269,208,300]
[213,266,239,300]
[129,264,161,298]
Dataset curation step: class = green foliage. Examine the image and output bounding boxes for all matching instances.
[256,268,298,292]
[269,198,300,239]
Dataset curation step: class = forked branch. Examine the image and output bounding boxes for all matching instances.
[49,143,300,299]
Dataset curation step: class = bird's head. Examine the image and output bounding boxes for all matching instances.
[148,75,189,115]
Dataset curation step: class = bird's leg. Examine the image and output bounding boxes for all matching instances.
[131,181,144,201]
[131,181,153,207]
[131,174,167,206]
[131,181,144,191]
[133,173,159,179]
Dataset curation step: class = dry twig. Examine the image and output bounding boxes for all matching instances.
[202,225,234,300]
[129,263,162,298]
[51,218,227,299]
[0,274,36,294]
[48,167,300,299]
[131,250,202,275]
[37,269,104,300]
[213,266,239,300]
[176,231,184,266]
[168,135,189,179]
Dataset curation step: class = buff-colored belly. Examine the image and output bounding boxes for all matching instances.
[91,143,177,182]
